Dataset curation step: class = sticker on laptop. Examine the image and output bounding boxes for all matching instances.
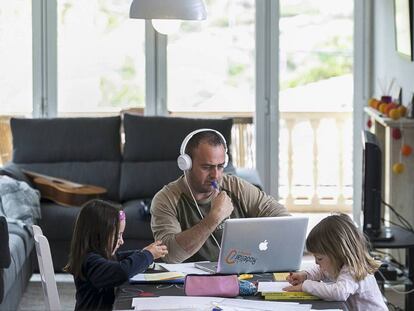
[225,249,257,265]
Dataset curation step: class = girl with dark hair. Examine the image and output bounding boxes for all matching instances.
[64,199,167,311]
[284,214,387,311]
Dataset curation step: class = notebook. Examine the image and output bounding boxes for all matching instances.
[195,216,308,274]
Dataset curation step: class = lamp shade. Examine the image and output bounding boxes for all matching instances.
[130,0,207,20]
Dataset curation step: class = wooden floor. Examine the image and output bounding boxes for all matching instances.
[18,274,75,311]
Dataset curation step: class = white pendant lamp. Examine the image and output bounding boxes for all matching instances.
[129,0,207,21]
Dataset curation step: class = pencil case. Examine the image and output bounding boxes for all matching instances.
[184,274,239,297]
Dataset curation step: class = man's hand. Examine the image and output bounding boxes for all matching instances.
[208,191,233,225]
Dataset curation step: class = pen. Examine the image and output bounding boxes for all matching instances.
[211,180,219,190]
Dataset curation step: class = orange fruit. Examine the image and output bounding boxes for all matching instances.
[398,105,407,117]
[372,100,380,110]
[385,103,397,116]
[379,103,388,114]
[388,108,401,120]
[368,98,379,108]
[401,144,412,156]
[392,163,405,174]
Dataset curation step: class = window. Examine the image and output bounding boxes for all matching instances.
[167,0,255,113]
[57,0,145,116]
[0,0,32,115]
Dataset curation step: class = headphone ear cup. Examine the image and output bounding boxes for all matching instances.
[224,153,229,168]
[177,153,192,171]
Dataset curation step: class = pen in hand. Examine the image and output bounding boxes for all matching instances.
[211,180,219,191]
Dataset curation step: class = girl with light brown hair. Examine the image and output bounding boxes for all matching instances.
[284,213,387,311]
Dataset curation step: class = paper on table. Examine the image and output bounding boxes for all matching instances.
[258,281,291,293]
[131,296,223,309]
[220,301,311,311]
[143,272,184,281]
[158,262,211,275]
[132,296,312,311]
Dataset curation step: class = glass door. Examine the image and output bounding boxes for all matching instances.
[166,0,256,169]
[278,0,354,212]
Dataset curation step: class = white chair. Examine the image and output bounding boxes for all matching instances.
[32,225,61,311]
[32,224,43,237]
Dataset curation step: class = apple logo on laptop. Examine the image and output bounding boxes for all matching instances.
[259,240,268,251]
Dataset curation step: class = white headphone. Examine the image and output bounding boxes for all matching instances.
[177,128,229,171]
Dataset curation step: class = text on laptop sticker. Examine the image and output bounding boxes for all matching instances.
[225,249,257,265]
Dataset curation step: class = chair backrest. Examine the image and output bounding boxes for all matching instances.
[32,224,43,237]
[34,231,61,311]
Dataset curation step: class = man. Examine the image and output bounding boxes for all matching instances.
[151,129,289,263]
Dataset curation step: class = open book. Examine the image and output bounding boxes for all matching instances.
[129,262,210,284]
[130,271,185,283]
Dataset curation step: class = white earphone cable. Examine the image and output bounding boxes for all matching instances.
[183,171,221,249]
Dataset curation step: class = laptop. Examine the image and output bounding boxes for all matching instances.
[195,216,308,274]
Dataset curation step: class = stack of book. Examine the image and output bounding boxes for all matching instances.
[263,290,320,301]
[258,281,320,301]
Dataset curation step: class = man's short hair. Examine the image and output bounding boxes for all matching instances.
[185,131,226,158]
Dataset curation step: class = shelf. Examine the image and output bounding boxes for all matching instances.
[364,107,414,128]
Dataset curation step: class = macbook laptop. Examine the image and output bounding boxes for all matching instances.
[195,216,308,274]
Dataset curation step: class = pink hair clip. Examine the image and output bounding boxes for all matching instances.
[119,210,126,221]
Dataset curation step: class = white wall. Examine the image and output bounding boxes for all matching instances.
[373,0,414,103]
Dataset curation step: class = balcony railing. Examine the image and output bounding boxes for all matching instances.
[279,111,353,213]
[172,111,353,213]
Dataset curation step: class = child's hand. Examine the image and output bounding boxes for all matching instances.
[283,283,303,292]
[144,240,168,260]
[286,272,307,285]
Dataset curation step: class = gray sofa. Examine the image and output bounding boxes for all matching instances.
[0,114,262,308]
[0,216,34,311]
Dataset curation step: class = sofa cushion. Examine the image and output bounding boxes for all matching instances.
[121,115,233,201]
[120,161,182,201]
[7,223,33,257]
[38,202,80,241]
[1,228,33,300]
[123,114,233,161]
[11,116,121,163]
[16,162,121,202]
[122,199,153,240]
[0,217,10,268]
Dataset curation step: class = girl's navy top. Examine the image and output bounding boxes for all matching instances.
[74,250,153,311]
